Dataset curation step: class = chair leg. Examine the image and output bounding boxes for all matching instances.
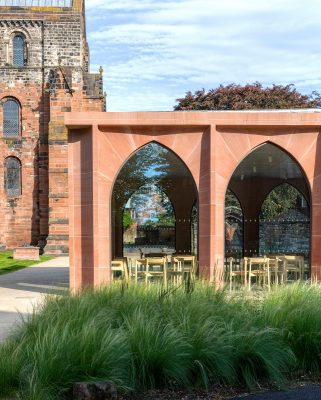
[164,263,167,286]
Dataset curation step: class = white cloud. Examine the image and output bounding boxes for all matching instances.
[86,0,321,111]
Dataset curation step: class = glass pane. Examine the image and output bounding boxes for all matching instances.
[259,184,310,259]
[13,35,25,67]
[191,203,198,256]
[5,158,20,197]
[225,143,311,276]
[225,189,243,258]
[112,142,198,258]
[3,100,19,137]
[123,185,175,255]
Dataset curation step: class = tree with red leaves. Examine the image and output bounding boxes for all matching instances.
[174,83,321,111]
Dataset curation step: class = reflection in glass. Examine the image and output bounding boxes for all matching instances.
[191,202,198,256]
[225,189,243,258]
[123,185,175,253]
[259,183,310,259]
[112,142,198,258]
[225,142,311,272]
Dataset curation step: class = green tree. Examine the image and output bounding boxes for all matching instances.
[113,143,172,209]
[123,210,133,230]
[260,184,302,220]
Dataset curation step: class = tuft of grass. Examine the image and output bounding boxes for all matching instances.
[1,282,321,399]
[261,282,321,373]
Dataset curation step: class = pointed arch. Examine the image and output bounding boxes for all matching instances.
[224,140,312,196]
[260,182,310,212]
[111,140,198,199]
[111,141,198,259]
[225,141,311,267]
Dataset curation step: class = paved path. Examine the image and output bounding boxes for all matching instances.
[0,257,69,341]
[229,385,321,399]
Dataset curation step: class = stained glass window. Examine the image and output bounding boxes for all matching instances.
[5,157,21,197]
[3,99,20,137]
[13,35,25,67]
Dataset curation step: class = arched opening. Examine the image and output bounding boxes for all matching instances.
[112,142,198,260]
[225,142,311,272]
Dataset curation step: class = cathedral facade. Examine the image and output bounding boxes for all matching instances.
[0,0,104,254]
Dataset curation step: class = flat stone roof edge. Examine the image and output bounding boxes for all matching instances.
[122,109,321,113]
[65,109,321,115]
[64,110,321,128]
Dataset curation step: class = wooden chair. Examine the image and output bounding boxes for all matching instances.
[279,255,303,282]
[247,257,270,291]
[267,256,284,284]
[169,255,196,285]
[111,258,129,282]
[227,257,247,290]
[168,256,184,285]
[134,258,148,283]
[144,252,165,258]
[145,257,167,285]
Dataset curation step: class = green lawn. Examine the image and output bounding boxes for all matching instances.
[0,251,53,276]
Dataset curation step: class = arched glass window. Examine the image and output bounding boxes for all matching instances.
[4,157,21,197]
[3,99,20,137]
[13,34,26,67]
[112,142,197,258]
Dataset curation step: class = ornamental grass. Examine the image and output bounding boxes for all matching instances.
[0,282,320,399]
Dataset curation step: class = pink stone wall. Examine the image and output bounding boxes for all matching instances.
[67,111,321,290]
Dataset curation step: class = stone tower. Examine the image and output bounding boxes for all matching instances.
[0,0,104,254]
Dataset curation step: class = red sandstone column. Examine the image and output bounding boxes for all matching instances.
[198,127,213,280]
[92,125,112,286]
[69,127,95,290]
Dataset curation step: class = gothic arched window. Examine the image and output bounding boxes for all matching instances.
[13,34,26,67]
[3,98,20,137]
[5,157,21,197]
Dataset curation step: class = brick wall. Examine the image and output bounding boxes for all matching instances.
[0,2,104,253]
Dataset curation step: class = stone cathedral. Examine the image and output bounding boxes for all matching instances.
[0,0,104,254]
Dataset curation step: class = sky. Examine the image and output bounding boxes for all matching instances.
[85,0,321,112]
